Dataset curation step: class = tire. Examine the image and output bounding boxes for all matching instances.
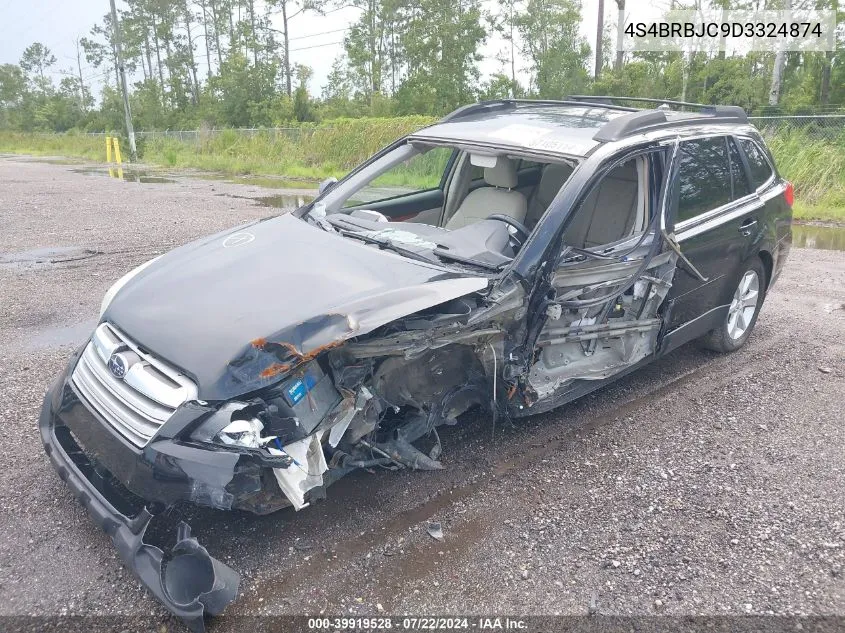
[698,258,766,353]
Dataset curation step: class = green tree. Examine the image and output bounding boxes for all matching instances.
[342,0,402,100]
[19,43,57,89]
[267,0,327,97]
[515,0,590,97]
[394,0,486,114]
[293,64,316,121]
[0,64,27,128]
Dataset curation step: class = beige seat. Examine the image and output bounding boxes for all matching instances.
[525,162,574,228]
[562,159,642,248]
[445,158,528,230]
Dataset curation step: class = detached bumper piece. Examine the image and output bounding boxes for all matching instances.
[38,394,240,633]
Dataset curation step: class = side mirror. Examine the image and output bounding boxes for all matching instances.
[319,177,338,195]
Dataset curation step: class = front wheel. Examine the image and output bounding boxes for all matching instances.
[699,259,766,353]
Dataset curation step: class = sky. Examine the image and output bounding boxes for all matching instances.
[0,0,668,98]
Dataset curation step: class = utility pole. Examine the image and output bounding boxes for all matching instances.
[595,0,605,78]
[109,0,137,162]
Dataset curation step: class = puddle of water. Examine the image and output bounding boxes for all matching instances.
[792,224,845,251]
[0,246,100,269]
[29,319,96,349]
[71,167,175,184]
[254,193,313,209]
[194,173,319,190]
[129,174,175,184]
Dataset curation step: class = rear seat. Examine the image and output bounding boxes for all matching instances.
[525,162,574,228]
[562,160,641,248]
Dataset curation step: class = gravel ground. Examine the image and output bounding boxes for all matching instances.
[0,157,843,629]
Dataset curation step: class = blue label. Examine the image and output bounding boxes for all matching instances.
[285,373,318,405]
[286,379,306,404]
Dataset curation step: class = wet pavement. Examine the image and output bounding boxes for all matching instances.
[0,157,843,629]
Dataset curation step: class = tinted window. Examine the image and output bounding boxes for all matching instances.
[677,137,732,222]
[738,138,774,188]
[728,138,751,199]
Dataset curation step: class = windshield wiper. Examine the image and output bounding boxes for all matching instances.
[337,230,435,265]
[432,248,503,272]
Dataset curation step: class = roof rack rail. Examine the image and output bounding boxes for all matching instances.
[593,106,749,142]
[567,95,747,120]
[440,98,638,122]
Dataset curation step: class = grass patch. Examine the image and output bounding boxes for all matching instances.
[140,117,436,182]
[791,201,845,223]
[2,121,844,223]
[767,129,845,222]
[0,130,104,160]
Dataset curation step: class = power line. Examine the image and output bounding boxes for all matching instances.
[289,27,350,42]
[289,40,345,53]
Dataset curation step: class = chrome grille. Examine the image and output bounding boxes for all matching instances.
[71,323,197,447]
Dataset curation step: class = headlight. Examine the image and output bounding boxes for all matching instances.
[214,418,264,449]
[99,255,162,317]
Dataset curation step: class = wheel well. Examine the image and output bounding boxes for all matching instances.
[758,250,773,289]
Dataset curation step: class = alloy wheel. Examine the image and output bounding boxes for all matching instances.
[727,270,760,340]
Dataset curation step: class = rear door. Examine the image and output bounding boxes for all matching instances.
[661,135,762,352]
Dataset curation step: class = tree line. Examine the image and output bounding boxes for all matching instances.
[0,0,843,133]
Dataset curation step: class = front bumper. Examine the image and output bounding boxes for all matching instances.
[39,363,242,632]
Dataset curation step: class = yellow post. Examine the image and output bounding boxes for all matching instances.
[112,137,122,164]
[106,136,113,163]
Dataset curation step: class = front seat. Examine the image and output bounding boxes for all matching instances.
[445,158,528,230]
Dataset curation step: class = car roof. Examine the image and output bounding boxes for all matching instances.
[409,104,624,158]
[408,99,753,160]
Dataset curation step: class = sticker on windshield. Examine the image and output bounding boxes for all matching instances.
[530,134,597,156]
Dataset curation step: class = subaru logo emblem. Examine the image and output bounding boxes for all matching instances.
[222,232,255,248]
[108,353,128,379]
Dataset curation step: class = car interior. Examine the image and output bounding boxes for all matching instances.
[318,143,652,269]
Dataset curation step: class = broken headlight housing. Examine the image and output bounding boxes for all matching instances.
[215,418,264,449]
[190,402,273,449]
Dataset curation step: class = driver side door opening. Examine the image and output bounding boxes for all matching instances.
[520,147,680,414]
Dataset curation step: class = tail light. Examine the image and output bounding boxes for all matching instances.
[784,181,794,207]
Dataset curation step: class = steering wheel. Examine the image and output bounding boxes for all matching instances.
[486,214,531,242]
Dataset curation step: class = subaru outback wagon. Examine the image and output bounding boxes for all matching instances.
[39,97,792,630]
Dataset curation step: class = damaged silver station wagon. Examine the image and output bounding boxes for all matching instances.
[39,96,792,630]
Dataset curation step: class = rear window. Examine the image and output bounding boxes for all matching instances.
[738,138,774,188]
[728,138,751,199]
[676,137,732,223]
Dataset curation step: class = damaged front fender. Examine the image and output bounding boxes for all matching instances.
[217,276,491,399]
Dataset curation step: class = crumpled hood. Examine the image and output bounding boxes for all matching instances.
[104,214,487,400]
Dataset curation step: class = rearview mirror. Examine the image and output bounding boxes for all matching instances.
[319,177,338,195]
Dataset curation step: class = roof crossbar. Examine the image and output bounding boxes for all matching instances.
[440,98,638,122]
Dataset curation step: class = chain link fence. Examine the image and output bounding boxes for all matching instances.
[84,115,845,143]
[85,127,317,143]
[748,115,845,141]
